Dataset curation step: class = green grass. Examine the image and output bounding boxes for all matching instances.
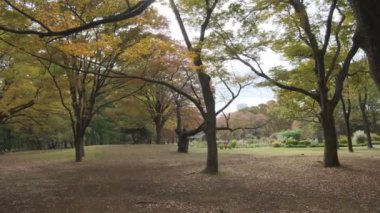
[198,145,380,157]
[8,145,109,162]
[3,144,379,164]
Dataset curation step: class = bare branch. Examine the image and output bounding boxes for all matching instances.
[326,6,345,81]
[169,0,192,50]
[321,0,338,55]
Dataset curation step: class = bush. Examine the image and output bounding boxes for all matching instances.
[371,133,380,141]
[310,143,325,147]
[353,130,366,144]
[280,129,302,141]
[229,139,237,148]
[339,139,347,145]
[219,144,224,150]
[299,140,311,146]
[271,141,281,147]
[285,137,298,147]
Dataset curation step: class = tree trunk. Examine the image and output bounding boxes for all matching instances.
[74,136,83,162]
[370,107,379,133]
[340,97,353,152]
[320,107,340,167]
[350,0,380,91]
[198,70,218,174]
[359,91,373,148]
[204,123,218,174]
[177,133,189,153]
[155,121,164,144]
[99,132,104,145]
[80,141,85,157]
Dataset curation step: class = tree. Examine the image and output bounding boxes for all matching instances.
[41,22,149,162]
[0,0,155,37]
[349,1,380,91]
[137,84,176,144]
[0,4,166,161]
[215,0,359,167]
[125,37,184,144]
[358,86,373,148]
[216,110,271,141]
[349,66,379,149]
[0,38,42,124]
[113,0,251,173]
[340,82,354,152]
[167,0,220,173]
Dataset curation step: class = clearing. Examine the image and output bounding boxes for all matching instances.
[0,145,379,212]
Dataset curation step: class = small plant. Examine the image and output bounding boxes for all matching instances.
[371,133,380,141]
[219,144,224,150]
[271,141,281,147]
[338,138,347,145]
[285,137,298,147]
[280,129,302,140]
[353,130,366,144]
[299,140,311,147]
[229,139,237,148]
[227,144,232,149]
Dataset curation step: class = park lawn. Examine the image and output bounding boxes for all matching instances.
[0,144,379,212]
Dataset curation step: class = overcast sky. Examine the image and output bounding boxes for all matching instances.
[155,3,278,112]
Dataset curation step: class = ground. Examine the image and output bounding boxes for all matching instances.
[0,145,379,213]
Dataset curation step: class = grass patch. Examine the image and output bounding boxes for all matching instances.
[6,145,109,163]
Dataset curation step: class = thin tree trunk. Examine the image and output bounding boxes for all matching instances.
[320,107,340,167]
[177,133,189,153]
[359,90,373,148]
[370,106,379,133]
[174,97,189,153]
[340,97,353,152]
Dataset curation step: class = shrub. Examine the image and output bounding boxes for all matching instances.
[310,143,324,148]
[353,130,366,144]
[271,141,281,147]
[299,140,311,146]
[280,129,302,141]
[371,133,380,141]
[229,139,237,148]
[219,144,224,150]
[285,137,298,147]
[338,138,347,145]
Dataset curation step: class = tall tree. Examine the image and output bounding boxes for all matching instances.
[215,0,359,167]
[114,0,250,173]
[125,37,184,144]
[168,0,220,173]
[41,21,150,162]
[340,84,354,152]
[358,86,373,148]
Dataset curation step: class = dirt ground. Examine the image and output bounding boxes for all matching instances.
[0,145,379,213]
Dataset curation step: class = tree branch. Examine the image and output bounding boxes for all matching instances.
[0,0,154,37]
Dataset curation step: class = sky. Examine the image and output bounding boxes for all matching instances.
[155,3,279,112]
